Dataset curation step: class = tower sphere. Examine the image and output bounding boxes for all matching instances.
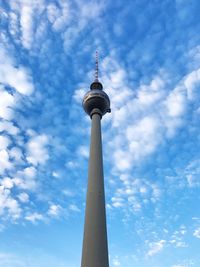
[83,82,111,117]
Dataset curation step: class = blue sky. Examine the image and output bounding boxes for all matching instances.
[0,0,200,266]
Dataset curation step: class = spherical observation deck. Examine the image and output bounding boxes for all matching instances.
[83,81,111,117]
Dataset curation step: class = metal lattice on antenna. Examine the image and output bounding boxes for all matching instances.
[95,50,99,82]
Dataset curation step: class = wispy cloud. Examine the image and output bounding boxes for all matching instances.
[48,204,62,217]
[193,227,200,239]
[26,133,49,165]
[112,255,121,266]
[0,46,34,95]
[146,239,166,257]
[25,212,44,223]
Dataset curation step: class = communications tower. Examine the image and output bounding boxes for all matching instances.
[81,52,111,267]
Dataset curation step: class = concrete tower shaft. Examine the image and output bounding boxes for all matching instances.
[81,112,109,267]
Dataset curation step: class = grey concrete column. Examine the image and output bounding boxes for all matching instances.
[81,112,109,267]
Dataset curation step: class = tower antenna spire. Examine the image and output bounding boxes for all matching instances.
[95,50,99,82]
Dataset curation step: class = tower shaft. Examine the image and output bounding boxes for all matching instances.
[81,112,109,267]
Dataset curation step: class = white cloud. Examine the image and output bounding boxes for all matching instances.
[48,204,61,217]
[25,212,43,223]
[20,5,34,49]
[14,166,37,190]
[168,226,188,249]
[73,88,86,103]
[8,11,20,39]
[97,61,172,171]
[193,227,200,238]
[137,77,165,105]
[175,241,187,248]
[79,1,105,19]
[126,116,160,159]
[170,238,187,248]
[48,2,71,32]
[147,240,166,257]
[9,0,45,50]
[0,121,20,135]
[140,186,147,194]
[47,4,60,24]
[10,147,23,162]
[52,171,60,178]
[0,135,10,150]
[0,46,34,95]
[5,198,21,220]
[0,186,21,220]
[186,174,197,188]
[151,184,161,200]
[66,160,79,169]
[110,175,161,213]
[62,189,75,197]
[0,87,15,120]
[89,55,199,178]
[62,1,106,51]
[112,256,121,266]
[69,204,80,212]
[184,68,200,100]
[26,134,49,165]
[0,150,12,175]
[1,177,14,189]
[111,196,124,208]
[113,149,132,171]
[78,145,89,158]
[165,88,186,117]
[18,192,29,203]
[23,166,36,178]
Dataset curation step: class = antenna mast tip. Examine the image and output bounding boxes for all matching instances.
[95,51,99,82]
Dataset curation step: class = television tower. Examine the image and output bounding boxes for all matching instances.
[81,52,111,267]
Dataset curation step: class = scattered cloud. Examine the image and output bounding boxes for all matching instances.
[147,240,166,257]
[110,175,162,213]
[0,150,12,174]
[69,204,80,212]
[47,2,71,32]
[112,256,121,266]
[0,86,15,120]
[14,166,37,190]
[0,46,34,95]
[169,226,188,248]
[193,228,200,239]
[18,192,29,203]
[1,177,14,189]
[62,189,75,197]
[25,212,43,223]
[0,135,10,150]
[52,171,60,178]
[0,121,20,135]
[48,204,62,217]
[0,185,21,220]
[78,145,89,158]
[26,134,49,166]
